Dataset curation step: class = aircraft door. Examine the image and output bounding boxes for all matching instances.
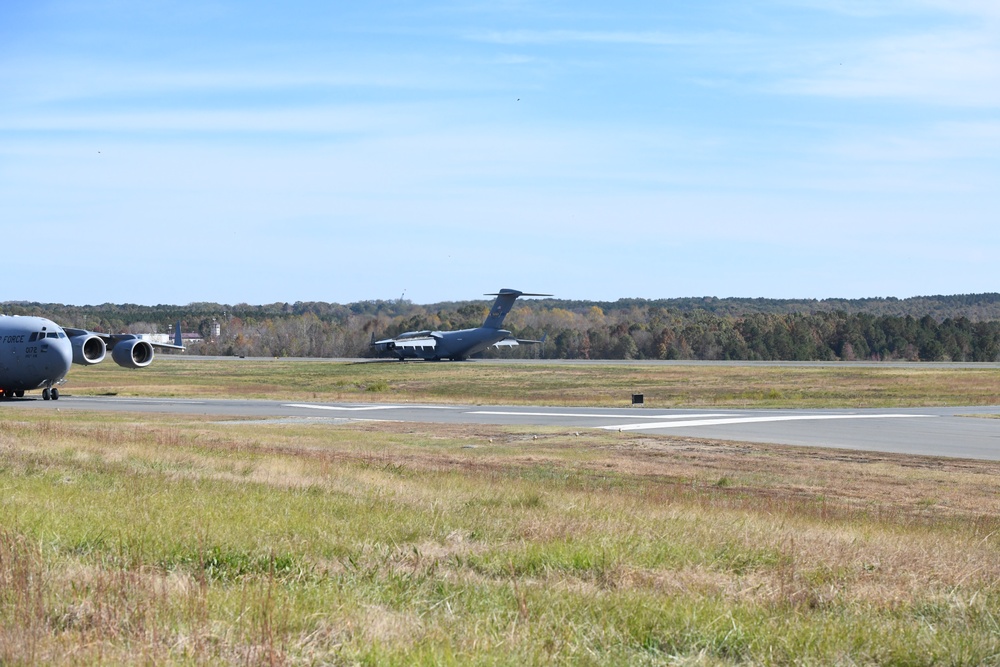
[2,340,17,373]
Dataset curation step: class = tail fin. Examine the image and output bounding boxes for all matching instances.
[482,289,552,329]
[173,321,182,347]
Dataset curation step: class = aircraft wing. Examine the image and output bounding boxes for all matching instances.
[386,336,438,352]
[64,328,184,369]
[65,329,185,351]
[490,337,543,349]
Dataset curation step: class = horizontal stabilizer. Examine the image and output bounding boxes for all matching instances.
[482,289,553,329]
[484,291,553,297]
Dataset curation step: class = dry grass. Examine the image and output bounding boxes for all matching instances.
[3,410,1000,663]
[63,357,1000,407]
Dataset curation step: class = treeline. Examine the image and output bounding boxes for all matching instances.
[506,309,1000,362]
[4,294,1000,361]
[8,292,1000,326]
[535,293,1000,321]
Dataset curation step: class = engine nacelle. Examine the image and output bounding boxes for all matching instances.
[111,338,154,368]
[72,334,107,365]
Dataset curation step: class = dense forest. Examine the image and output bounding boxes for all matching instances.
[4,293,1000,361]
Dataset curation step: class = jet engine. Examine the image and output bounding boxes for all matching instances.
[71,334,107,365]
[111,338,155,368]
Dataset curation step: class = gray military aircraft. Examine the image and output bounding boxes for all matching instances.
[0,315,183,401]
[372,289,550,361]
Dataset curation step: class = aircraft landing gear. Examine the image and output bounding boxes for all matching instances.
[52,388,60,400]
[42,388,51,400]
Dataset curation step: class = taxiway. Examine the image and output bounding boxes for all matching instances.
[9,396,1000,461]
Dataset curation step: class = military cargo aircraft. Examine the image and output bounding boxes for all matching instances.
[372,289,550,361]
[0,315,183,400]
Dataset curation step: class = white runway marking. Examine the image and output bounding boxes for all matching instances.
[74,397,208,405]
[602,413,933,431]
[468,411,733,420]
[284,404,453,412]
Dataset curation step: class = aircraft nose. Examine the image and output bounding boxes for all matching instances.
[51,336,73,379]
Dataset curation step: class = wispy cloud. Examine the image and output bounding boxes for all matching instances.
[1,64,471,108]
[778,0,1000,20]
[780,30,1000,107]
[917,0,1000,20]
[764,0,1000,106]
[0,104,439,135]
[827,124,1000,163]
[467,28,728,47]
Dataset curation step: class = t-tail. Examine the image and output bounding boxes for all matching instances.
[173,321,183,348]
[481,289,552,329]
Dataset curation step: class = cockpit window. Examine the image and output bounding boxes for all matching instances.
[29,333,38,342]
[47,332,59,339]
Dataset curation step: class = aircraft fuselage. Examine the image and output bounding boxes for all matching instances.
[374,327,511,361]
[0,315,73,397]
[371,289,550,361]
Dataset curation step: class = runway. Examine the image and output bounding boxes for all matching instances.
[10,396,1000,461]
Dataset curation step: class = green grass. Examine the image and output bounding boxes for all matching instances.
[3,411,1000,663]
[64,357,1000,408]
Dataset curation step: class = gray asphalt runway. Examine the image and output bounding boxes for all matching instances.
[9,396,1000,461]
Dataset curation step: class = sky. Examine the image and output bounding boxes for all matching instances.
[2,1,999,305]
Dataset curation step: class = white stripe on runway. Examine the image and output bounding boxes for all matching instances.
[468,411,733,420]
[602,413,933,431]
[72,397,208,405]
[284,404,454,412]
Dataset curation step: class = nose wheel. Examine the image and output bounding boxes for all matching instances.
[42,387,60,400]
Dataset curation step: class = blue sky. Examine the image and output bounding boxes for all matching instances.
[3,1,998,305]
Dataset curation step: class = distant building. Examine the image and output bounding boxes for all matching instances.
[137,333,172,344]
[132,324,211,346]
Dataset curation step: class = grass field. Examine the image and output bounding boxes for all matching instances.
[3,409,1000,664]
[64,357,1000,408]
[3,359,1000,664]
